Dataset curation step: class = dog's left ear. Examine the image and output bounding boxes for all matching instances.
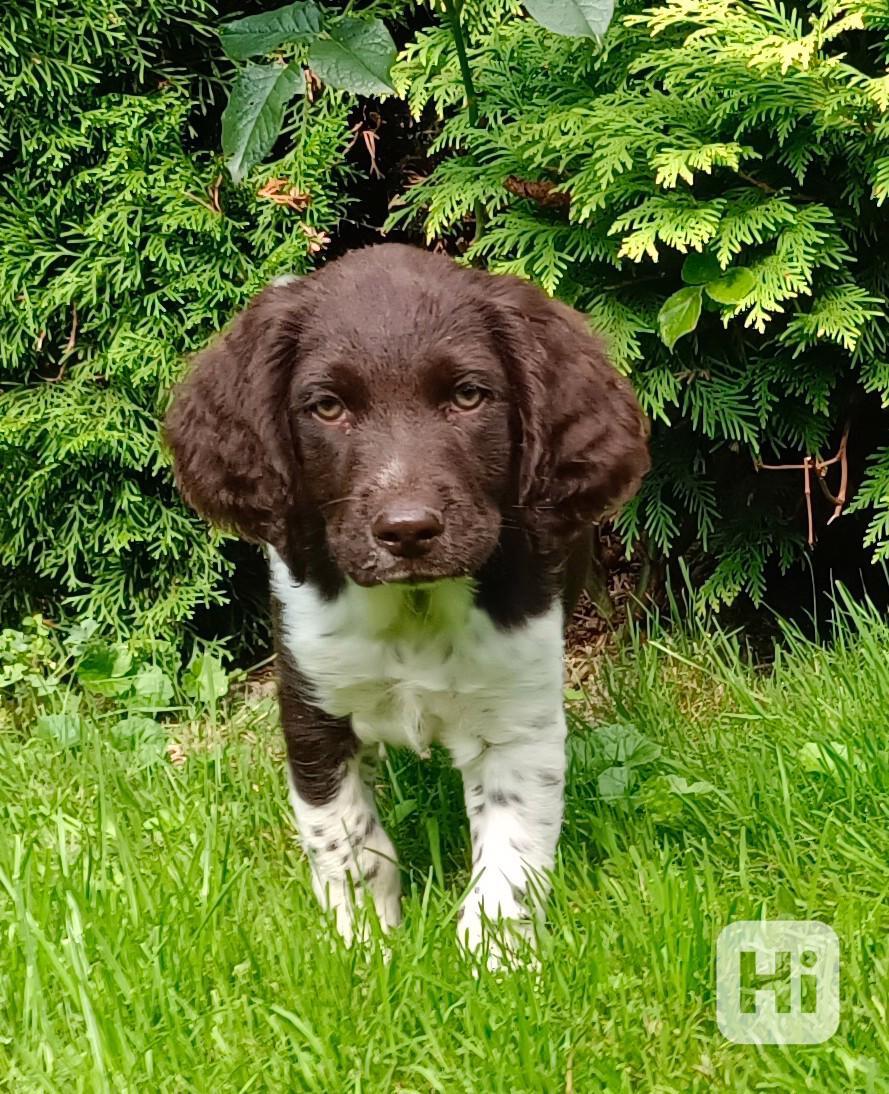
[481,273,650,542]
[164,280,306,558]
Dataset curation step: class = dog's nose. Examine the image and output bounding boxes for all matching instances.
[372,504,444,558]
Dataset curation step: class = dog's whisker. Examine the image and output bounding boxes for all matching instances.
[319,495,362,510]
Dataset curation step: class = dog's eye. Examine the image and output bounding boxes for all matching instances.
[311,396,346,422]
[451,384,486,411]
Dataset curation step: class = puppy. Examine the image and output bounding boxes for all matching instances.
[165,244,649,958]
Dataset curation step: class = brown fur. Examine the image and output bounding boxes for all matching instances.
[164,243,649,602]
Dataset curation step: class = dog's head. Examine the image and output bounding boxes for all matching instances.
[165,244,649,587]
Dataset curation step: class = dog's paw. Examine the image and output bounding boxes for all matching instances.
[456,876,537,971]
[314,833,402,948]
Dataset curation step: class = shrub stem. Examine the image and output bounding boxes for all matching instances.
[442,0,484,240]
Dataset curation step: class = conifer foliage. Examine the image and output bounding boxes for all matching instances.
[393,0,889,603]
[0,1,350,636]
[3,0,889,642]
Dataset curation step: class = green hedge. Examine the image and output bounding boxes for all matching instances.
[392,0,889,604]
[4,0,889,643]
[0,0,350,640]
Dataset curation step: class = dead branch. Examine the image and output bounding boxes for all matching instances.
[754,424,850,546]
[504,175,571,208]
[257,178,312,211]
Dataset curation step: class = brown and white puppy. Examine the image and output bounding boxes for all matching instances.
[165,243,648,961]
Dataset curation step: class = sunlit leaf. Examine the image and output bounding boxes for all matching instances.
[657,286,703,349]
[523,0,614,38]
[705,267,756,305]
[131,665,174,708]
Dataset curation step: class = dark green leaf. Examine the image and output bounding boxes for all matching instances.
[523,0,615,38]
[705,267,756,305]
[657,286,703,349]
[308,18,396,96]
[76,644,131,682]
[222,63,304,183]
[681,251,722,285]
[220,1,322,61]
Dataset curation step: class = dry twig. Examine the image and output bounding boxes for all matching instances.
[755,424,850,545]
[504,175,571,208]
[257,178,312,211]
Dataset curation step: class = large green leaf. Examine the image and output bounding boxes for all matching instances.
[523,0,615,38]
[598,764,635,800]
[220,1,322,61]
[663,774,717,795]
[595,723,662,767]
[222,63,304,183]
[797,740,863,776]
[657,286,703,349]
[307,18,396,96]
[705,267,756,305]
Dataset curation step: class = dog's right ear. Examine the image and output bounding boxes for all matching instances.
[164,280,305,552]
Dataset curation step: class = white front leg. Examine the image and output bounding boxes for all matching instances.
[454,720,567,963]
[289,750,401,945]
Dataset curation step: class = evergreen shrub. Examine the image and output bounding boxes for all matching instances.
[393,0,889,604]
[0,0,350,641]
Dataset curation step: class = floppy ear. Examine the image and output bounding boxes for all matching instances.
[482,274,650,543]
[164,281,305,554]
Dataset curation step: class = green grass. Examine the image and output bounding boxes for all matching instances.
[2,600,889,1092]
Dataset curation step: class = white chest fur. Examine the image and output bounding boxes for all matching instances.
[269,549,564,762]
